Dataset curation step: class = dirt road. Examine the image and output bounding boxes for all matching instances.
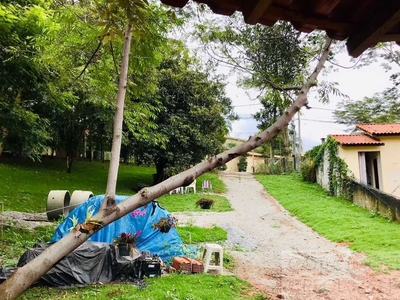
[175,172,400,300]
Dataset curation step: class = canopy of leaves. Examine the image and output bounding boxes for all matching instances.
[357,42,400,88]
[1,0,180,168]
[133,42,237,181]
[334,87,400,130]
[197,18,309,92]
[193,10,343,159]
[0,1,51,159]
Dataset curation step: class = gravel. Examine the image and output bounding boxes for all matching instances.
[175,172,400,300]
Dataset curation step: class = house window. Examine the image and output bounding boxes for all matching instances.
[358,151,381,189]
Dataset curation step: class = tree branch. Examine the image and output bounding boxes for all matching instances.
[75,37,104,80]
[0,36,332,299]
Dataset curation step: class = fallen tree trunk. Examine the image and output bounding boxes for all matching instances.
[0,37,332,299]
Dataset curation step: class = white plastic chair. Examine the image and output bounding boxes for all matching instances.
[184,179,196,194]
[169,187,183,195]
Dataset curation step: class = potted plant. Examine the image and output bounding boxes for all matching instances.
[152,215,178,233]
[196,198,214,209]
[114,231,141,256]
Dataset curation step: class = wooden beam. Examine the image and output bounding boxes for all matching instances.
[378,33,400,42]
[266,5,353,32]
[159,0,189,8]
[243,0,274,25]
[347,2,400,57]
[313,0,341,15]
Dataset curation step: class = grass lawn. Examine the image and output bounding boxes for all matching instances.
[177,226,227,244]
[158,194,232,212]
[0,157,227,213]
[0,157,154,212]
[20,274,267,300]
[0,225,55,265]
[256,174,400,270]
[195,172,226,193]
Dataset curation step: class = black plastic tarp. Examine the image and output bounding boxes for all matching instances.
[17,242,136,286]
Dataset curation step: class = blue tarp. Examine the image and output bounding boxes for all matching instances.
[51,195,188,263]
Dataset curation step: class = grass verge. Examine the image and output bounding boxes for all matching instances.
[21,274,268,300]
[256,174,400,270]
[158,194,232,212]
[177,226,227,244]
[0,224,55,265]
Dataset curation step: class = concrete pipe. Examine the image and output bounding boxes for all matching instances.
[69,190,94,213]
[47,190,70,221]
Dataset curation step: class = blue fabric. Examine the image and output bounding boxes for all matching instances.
[51,195,187,263]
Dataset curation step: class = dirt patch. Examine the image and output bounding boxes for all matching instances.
[0,211,52,230]
[175,172,400,300]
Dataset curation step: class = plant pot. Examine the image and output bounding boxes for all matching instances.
[199,202,212,209]
[159,225,171,233]
[118,243,131,256]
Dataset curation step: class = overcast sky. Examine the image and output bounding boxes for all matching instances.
[225,51,394,152]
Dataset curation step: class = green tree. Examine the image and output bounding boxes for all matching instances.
[334,88,400,130]
[359,42,400,88]
[237,155,247,172]
[133,42,238,183]
[0,0,179,297]
[34,0,171,172]
[0,1,51,159]
[196,15,342,162]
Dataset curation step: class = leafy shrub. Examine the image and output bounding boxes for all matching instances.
[237,155,247,172]
[255,158,294,175]
[300,157,316,182]
[217,164,227,171]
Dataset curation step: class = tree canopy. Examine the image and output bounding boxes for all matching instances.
[0,1,51,159]
[193,11,343,159]
[334,87,400,130]
[0,0,181,172]
[133,42,237,182]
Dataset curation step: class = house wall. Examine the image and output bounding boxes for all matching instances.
[225,153,264,173]
[337,136,400,198]
[316,149,329,190]
[379,136,400,197]
[337,145,380,181]
[224,137,264,173]
[315,147,400,222]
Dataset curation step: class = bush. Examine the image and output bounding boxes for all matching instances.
[255,158,294,175]
[300,157,316,182]
[217,164,227,171]
[237,156,247,172]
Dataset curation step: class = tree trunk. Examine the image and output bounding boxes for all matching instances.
[282,127,289,171]
[0,38,332,300]
[154,159,166,184]
[66,154,73,174]
[104,24,133,202]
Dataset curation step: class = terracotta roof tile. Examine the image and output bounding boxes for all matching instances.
[330,134,384,146]
[356,123,400,135]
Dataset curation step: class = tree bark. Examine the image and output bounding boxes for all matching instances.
[0,38,332,300]
[66,155,73,174]
[104,24,133,202]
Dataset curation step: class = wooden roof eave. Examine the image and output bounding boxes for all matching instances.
[346,1,400,57]
[159,0,400,58]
